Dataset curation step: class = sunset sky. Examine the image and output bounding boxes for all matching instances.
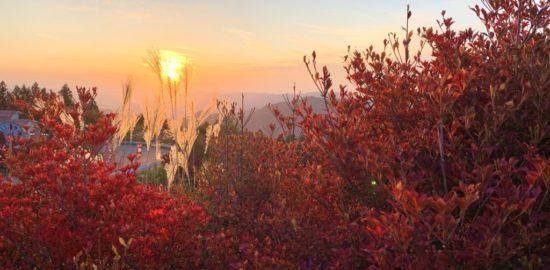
[0,0,481,110]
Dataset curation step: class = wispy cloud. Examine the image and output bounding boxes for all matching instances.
[61,2,154,21]
[228,58,300,72]
[299,23,362,37]
[62,4,97,13]
[224,28,253,45]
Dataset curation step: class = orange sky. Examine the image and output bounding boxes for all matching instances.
[0,0,481,110]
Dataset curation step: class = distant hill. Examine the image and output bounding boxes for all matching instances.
[217,91,320,111]
[102,91,321,115]
[103,91,327,137]
[244,96,326,136]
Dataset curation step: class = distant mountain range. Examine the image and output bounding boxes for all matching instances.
[244,95,326,135]
[216,91,321,111]
[104,91,327,136]
[196,92,326,135]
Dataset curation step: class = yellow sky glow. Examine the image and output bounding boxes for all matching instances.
[0,0,481,110]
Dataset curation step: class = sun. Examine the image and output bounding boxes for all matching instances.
[159,50,189,83]
[162,57,182,81]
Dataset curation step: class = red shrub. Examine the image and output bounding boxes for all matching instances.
[0,0,548,268]
[0,88,208,269]
[300,0,549,268]
[197,130,346,268]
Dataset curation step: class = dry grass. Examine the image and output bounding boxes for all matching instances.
[112,79,140,149]
[142,48,217,189]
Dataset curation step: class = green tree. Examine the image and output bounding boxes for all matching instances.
[31,82,53,100]
[58,83,75,107]
[12,84,32,104]
[0,81,9,109]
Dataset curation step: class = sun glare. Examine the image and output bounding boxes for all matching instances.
[159,50,189,83]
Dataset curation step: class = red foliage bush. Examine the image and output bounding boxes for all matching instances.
[197,131,344,268]
[0,0,548,269]
[0,89,208,269]
[299,0,550,268]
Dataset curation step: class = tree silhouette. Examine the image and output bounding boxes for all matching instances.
[12,84,32,104]
[0,81,9,109]
[58,83,75,108]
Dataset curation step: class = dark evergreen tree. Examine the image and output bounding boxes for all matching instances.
[0,81,9,109]
[30,82,48,99]
[58,84,75,107]
[12,84,32,104]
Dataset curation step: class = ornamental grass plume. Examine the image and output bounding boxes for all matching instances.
[143,47,217,189]
[204,101,229,153]
[165,100,215,188]
[112,79,140,149]
[145,48,192,119]
[141,99,167,152]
